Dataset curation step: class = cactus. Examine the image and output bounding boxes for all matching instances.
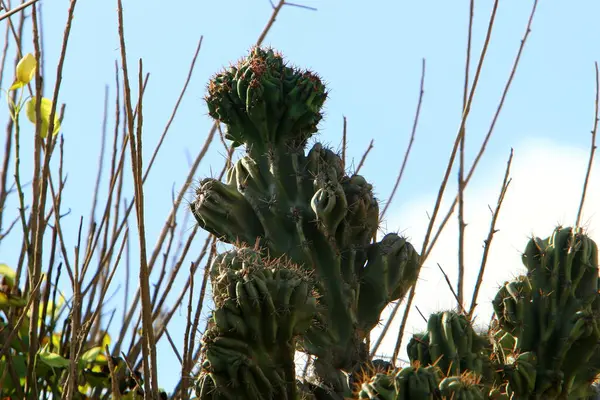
[396,226,600,400]
[358,365,443,400]
[491,226,600,398]
[193,47,422,399]
[196,246,319,399]
[192,47,600,400]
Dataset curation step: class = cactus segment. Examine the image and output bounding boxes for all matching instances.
[196,247,318,399]
[356,234,421,334]
[358,365,442,400]
[489,226,600,398]
[194,47,600,400]
[205,47,327,151]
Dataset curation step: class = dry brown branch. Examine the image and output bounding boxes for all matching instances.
[384,1,539,364]
[415,305,427,323]
[575,62,599,229]
[116,0,158,394]
[142,36,204,182]
[180,262,195,400]
[424,0,540,262]
[0,12,11,86]
[0,0,39,22]
[437,263,465,313]
[341,116,347,171]
[106,345,122,400]
[259,1,316,45]
[25,5,44,397]
[390,0,502,364]
[457,0,473,308]
[380,58,425,220]
[355,139,374,175]
[468,149,513,319]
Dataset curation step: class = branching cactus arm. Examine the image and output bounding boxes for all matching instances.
[196,247,318,399]
[192,46,422,399]
[396,227,600,400]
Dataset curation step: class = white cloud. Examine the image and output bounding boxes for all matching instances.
[371,137,600,363]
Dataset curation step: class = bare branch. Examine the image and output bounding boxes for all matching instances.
[575,62,599,229]
[468,149,513,319]
[380,58,425,219]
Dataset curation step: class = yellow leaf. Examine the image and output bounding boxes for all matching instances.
[51,332,61,349]
[9,53,36,91]
[25,97,61,138]
[0,292,8,306]
[101,332,111,348]
[0,263,16,288]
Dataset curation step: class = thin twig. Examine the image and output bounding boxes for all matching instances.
[257,0,286,46]
[284,2,317,11]
[415,306,427,323]
[88,85,110,238]
[390,0,503,364]
[355,139,374,175]
[142,36,204,182]
[116,0,157,394]
[369,300,400,357]
[457,0,473,308]
[25,4,44,397]
[257,0,316,45]
[0,0,39,22]
[380,59,425,219]
[165,328,184,365]
[181,261,195,400]
[106,346,121,400]
[341,116,347,171]
[468,149,513,319]
[575,61,599,229]
[437,263,464,313]
[423,0,540,262]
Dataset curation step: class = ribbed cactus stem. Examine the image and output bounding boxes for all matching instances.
[195,46,423,399]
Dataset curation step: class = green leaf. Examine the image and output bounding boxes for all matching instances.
[11,354,27,378]
[79,346,102,365]
[0,263,16,288]
[25,97,61,138]
[38,344,70,368]
[7,294,27,308]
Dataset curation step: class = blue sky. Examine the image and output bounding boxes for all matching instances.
[2,0,600,394]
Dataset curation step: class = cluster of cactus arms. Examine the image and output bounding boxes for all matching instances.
[191,46,422,399]
[191,47,600,400]
[359,226,600,400]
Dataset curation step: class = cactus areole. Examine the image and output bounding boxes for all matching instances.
[192,47,421,399]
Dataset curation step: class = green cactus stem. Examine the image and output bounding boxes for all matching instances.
[194,46,422,399]
[196,248,318,400]
[356,234,420,335]
[491,226,600,398]
[407,311,494,382]
[357,365,442,400]
[438,374,485,400]
[205,46,326,153]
